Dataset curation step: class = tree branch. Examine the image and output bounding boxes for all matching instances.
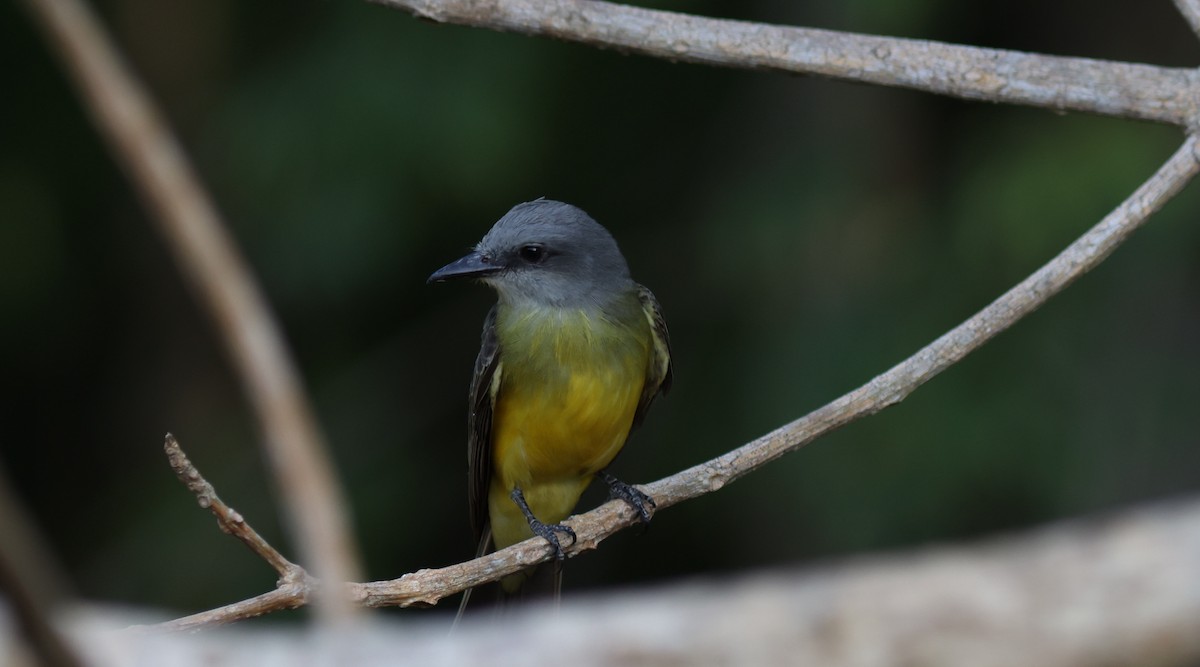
[136,436,313,632]
[0,462,81,666]
[77,498,1200,666]
[357,134,1200,607]
[18,0,363,625]
[375,0,1200,128]
[0,543,82,667]
[137,587,308,634]
[162,435,299,580]
[146,136,1200,626]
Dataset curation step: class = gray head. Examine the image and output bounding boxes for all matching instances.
[428,199,633,308]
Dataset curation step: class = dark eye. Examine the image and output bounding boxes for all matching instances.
[519,244,548,264]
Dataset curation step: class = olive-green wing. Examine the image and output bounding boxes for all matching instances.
[633,284,673,429]
[467,305,501,542]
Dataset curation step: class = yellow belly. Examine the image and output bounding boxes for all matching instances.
[488,307,651,554]
[489,366,645,550]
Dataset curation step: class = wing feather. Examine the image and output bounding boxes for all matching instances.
[633,284,673,429]
[467,306,501,542]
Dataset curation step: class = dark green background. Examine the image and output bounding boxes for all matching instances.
[3,0,1199,619]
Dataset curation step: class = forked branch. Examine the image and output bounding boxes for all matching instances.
[162,435,299,581]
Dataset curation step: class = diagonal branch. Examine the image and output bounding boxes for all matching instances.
[0,556,82,667]
[639,134,1200,508]
[0,467,79,665]
[356,136,1200,608]
[375,0,1200,128]
[19,0,363,625]
[149,136,1200,626]
[163,435,299,580]
[136,436,314,632]
[137,587,309,633]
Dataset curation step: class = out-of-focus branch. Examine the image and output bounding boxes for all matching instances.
[79,497,1200,666]
[0,463,81,667]
[0,552,82,667]
[18,0,362,625]
[0,460,70,616]
[1174,0,1200,38]
[375,0,1200,127]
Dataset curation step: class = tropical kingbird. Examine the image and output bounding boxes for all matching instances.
[428,199,673,596]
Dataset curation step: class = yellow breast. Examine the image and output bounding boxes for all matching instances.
[494,359,645,482]
[493,306,649,485]
[488,304,651,550]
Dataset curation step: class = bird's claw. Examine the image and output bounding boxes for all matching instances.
[510,487,577,560]
[528,519,577,560]
[598,470,656,525]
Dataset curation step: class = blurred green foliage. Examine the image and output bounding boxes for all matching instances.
[2,0,1198,619]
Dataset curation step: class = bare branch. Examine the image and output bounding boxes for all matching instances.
[163,435,298,579]
[376,0,1200,127]
[0,546,82,667]
[0,460,71,614]
[0,462,82,665]
[153,135,1199,625]
[77,498,1200,666]
[1174,0,1200,38]
[357,134,1200,607]
[135,586,308,633]
[124,436,315,630]
[18,0,363,624]
[143,429,568,624]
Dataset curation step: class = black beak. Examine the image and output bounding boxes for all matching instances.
[427,250,502,284]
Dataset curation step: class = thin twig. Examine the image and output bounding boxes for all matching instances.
[19,0,363,624]
[1174,0,1200,38]
[131,437,315,632]
[135,586,309,633]
[147,136,1200,626]
[375,0,1200,127]
[163,435,298,579]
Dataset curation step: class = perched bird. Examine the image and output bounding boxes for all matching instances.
[429,199,673,600]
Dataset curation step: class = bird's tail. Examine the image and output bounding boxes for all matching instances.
[451,525,492,630]
[551,558,563,612]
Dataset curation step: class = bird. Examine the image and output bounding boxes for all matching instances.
[428,198,673,604]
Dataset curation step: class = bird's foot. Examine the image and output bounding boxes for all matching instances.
[510,487,577,560]
[598,470,656,525]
